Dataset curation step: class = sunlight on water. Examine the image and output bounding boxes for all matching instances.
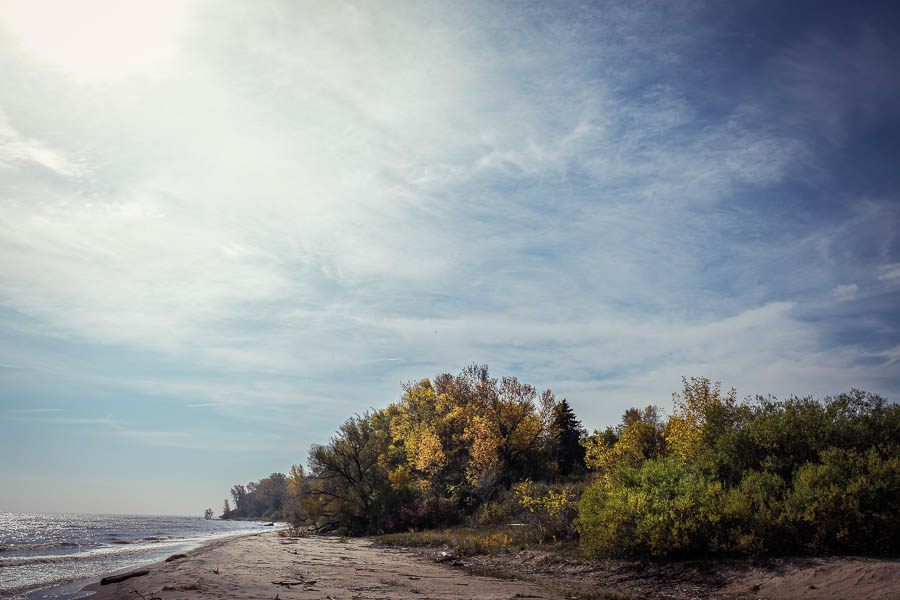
[0,513,280,599]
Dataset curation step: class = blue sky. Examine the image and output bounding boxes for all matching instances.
[1,0,898,515]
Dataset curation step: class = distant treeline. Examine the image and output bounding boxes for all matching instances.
[223,472,289,521]
[224,365,900,557]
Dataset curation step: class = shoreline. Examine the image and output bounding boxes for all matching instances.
[78,530,559,600]
[45,529,900,600]
[19,529,273,600]
[77,529,270,599]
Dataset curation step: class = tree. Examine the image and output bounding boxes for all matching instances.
[549,398,586,476]
[462,374,557,487]
[666,376,736,462]
[222,499,231,518]
[584,405,665,476]
[230,484,247,515]
[307,411,392,533]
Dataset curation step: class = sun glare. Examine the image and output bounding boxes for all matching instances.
[0,0,194,80]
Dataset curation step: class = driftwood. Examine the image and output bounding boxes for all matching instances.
[165,553,187,562]
[100,569,150,585]
[272,579,314,586]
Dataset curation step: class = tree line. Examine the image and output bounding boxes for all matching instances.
[224,365,900,557]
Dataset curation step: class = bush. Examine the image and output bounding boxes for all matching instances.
[381,498,461,532]
[468,491,527,529]
[785,447,900,555]
[720,470,790,554]
[512,479,581,539]
[577,457,725,558]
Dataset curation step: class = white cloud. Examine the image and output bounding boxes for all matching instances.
[0,0,196,81]
[832,283,858,301]
[0,107,82,177]
[876,263,900,284]
[0,0,896,444]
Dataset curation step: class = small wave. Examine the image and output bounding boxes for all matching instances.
[0,540,182,567]
[0,542,80,553]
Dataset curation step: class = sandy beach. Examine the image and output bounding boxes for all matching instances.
[78,530,900,600]
[81,531,560,600]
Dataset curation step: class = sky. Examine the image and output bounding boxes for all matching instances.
[1,0,899,515]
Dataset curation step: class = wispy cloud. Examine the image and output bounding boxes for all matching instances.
[877,263,900,285]
[1,0,898,512]
[0,107,82,177]
[833,284,859,301]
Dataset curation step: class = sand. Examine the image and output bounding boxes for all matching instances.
[81,531,900,600]
[82,531,561,600]
[721,555,900,599]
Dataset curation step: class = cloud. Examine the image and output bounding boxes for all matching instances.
[0,107,82,177]
[0,0,195,81]
[0,0,897,447]
[832,283,859,301]
[877,263,900,284]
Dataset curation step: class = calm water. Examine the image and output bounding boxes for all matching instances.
[0,513,281,599]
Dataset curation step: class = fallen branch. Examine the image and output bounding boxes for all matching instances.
[272,579,314,586]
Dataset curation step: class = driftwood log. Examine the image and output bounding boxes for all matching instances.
[272,580,313,587]
[165,553,187,562]
[100,569,150,585]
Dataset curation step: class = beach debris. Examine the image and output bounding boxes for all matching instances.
[165,553,187,562]
[100,569,150,585]
[272,579,313,587]
[162,582,202,591]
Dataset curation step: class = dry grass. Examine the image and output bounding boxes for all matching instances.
[375,526,581,558]
[374,527,639,599]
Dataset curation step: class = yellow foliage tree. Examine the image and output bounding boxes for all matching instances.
[388,379,460,493]
[665,376,736,461]
[463,413,501,485]
[584,409,664,477]
[387,368,559,496]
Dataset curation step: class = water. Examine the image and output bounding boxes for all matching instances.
[0,513,281,599]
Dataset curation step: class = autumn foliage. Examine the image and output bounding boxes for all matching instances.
[228,369,900,558]
[576,378,900,557]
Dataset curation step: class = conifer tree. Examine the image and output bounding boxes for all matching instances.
[551,399,586,476]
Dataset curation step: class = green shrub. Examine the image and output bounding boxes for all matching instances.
[786,447,900,554]
[511,479,581,539]
[577,457,725,558]
[468,491,526,529]
[720,470,790,554]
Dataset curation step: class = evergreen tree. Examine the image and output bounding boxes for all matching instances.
[551,399,586,476]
